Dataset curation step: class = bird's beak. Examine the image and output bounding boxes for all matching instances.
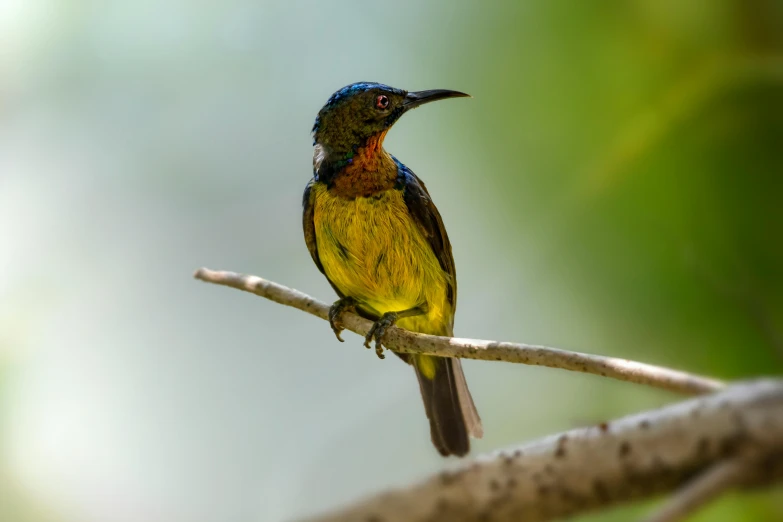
[402,89,471,111]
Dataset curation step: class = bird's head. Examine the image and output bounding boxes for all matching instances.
[312,82,469,156]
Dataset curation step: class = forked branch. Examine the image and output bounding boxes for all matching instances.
[194,268,782,521]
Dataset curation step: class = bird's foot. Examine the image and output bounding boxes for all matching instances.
[328,296,357,342]
[363,312,398,359]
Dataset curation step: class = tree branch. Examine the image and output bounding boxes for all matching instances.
[300,379,783,522]
[193,268,725,395]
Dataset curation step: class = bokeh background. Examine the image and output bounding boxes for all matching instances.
[3,1,783,521]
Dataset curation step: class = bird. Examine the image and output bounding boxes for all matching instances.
[302,82,482,456]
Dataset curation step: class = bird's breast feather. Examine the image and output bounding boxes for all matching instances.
[311,184,451,329]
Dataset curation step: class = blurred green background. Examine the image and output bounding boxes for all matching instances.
[2,1,783,521]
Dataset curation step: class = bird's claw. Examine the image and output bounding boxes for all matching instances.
[328,297,357,342]
[363,312,398,359]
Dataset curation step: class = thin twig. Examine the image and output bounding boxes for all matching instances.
[301,380,783,522]
[193,268,725,395]
[641,456,755,522]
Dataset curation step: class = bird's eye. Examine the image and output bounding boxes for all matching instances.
[375,95,390,110]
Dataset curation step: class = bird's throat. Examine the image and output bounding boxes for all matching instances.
[319,131,397,198]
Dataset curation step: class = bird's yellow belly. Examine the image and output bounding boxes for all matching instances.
[312,184,452,335]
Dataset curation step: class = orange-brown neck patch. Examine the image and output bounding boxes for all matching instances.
[331,131,397,198]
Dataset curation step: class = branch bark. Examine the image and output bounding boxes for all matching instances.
[301,379,783,522]
[193,268,725,395]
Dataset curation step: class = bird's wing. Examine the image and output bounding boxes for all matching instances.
[302,178,325,274]
[398,163,482,441]
[302,178,346,298]
[397,162,457,327]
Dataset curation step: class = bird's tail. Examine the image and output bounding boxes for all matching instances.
[413,355,483,457]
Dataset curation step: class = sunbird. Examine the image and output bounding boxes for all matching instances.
[302,82,482,456]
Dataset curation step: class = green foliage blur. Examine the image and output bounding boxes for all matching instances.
[2,1,782,521]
